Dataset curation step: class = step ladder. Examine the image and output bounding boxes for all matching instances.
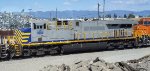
[0,45,8,59]
[15,45,21,56]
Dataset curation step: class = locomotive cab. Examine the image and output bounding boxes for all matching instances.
[30,20,75,42]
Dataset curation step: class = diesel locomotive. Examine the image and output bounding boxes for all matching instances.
[0,18,150,59]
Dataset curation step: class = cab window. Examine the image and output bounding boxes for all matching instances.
[76,22,79,26]
[24,22,31,28]
[144,21,150,25]
[33,23,47,29]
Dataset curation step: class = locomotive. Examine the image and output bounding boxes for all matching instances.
[133,18,150,45]
[0,18,150,59]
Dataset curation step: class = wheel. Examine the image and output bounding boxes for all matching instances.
[60,47,64,54]
[107,43,115,50]
[5,47,15,60]
[23,49,31,57]
[57,47,64,55]
[8,48,15,59]
[117,44,124,49]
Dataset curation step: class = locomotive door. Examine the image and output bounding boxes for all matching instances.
[74,30,79,40]
[74,21,81,40]
[114,29,126,38]
[114,30,117,38]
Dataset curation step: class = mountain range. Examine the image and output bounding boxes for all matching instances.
[29,10,150,19]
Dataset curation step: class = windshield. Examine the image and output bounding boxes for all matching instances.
[144,21,150,25]
[23,22,31,28]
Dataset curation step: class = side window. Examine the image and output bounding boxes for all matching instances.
[120,24,132,28]
[47,25,51,30]
[57,21,62,25]
[76,22,79,26]
[63,21,68,25]
[44,23,46,29]
[33,23,36,29]
[40,25,43,29]
[37,25,39,29]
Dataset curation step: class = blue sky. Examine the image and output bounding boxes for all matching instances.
[0,0,150,12]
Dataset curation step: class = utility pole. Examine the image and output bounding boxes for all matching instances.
[98,3,100,20]
[103,0,105,20]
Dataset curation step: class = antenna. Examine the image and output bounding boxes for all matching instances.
[49,11,51,21]
[56,8,58,20]
[28,9,32,17]
[103,0,105,20]
[98,3,100,20]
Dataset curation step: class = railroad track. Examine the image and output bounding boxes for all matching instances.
[0,45,149,62]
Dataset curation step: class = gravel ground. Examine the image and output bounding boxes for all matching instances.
[40,55,150,71]
[0,47,150,71]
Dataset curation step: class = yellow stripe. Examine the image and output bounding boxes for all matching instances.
[22,41,71,46]
[22,33,31,35]
[22,40,28,43]
[22,37,135,46]
[22,36,29,39]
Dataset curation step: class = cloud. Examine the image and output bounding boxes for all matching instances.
[0,6,20,12]
[71,0,79,2]
[111,0,124,4]
[63,0,79,6]
[63,1,71,5]
[106,0,150,11]
[111,0,149,5]
[90,4,103,11]
[33,2,44,10]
